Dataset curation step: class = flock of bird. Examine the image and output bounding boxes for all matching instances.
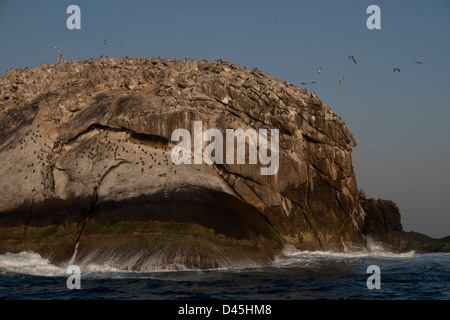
[56,40,426,89]
[12,123,181,186]
[55,39,125,59]
[303,55,425,86]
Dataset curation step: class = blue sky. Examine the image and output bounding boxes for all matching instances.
[1,0,449,237]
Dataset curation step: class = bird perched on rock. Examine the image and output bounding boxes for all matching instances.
[393,67,401,72]
[348,56,356,64]
[339,77,345,83]
[318,67,322,75]
[54,46,62,63]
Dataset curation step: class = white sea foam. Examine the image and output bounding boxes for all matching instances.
[67,242,79,266]
[0,251,133,278]
[0,251,66,277]
[0,240,417,277]
[273,240,415,268]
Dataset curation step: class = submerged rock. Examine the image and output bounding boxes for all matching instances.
[0,57,365,269]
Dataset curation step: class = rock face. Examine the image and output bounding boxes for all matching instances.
[0,57,365,270]
[361,197,403,240]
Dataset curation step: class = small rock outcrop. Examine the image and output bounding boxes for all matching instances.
[361,197,403,240]
[361,196,450,252]
[0,57,365,269]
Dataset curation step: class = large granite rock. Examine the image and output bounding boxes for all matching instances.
[0,57,365,270]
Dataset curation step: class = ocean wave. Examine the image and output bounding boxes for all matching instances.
[0,250,250,277]
[0,251,66,277]
[0,240,418,278]
[272,240,415,269]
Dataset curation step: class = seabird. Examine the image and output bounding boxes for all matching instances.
[301,82,308,85]
[120,41,124,47]
[393,67,401,72]
[104,39,107,45]
[339,77,345,83]
[54,46,62,60]
[318,67,322,75]
[414,61,424,65]
[348,56,356,64]
[310,81,318,85]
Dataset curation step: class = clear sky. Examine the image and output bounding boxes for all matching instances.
[1,0,449,238]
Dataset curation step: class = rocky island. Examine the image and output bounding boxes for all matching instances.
[0,57,445,270]
[360,195,450,253]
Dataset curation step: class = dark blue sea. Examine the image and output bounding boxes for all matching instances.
[0,242,449,300]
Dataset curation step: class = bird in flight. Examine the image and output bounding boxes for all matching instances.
[348,56,356,64]
[318,67,322,75]
[310,81,318,85]
[393,67,401,72]
[339,77,345,83]
[120,41,124,47]
[414,60,424,65]
[301,82,308,85]
[104,39,107,45]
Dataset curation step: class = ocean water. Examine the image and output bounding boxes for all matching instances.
[0,242,449,300]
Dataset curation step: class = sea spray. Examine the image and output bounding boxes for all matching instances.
[68,242,79,266]
[0,251,65,277]
[1,251,449,299]
[275,242,415,268]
